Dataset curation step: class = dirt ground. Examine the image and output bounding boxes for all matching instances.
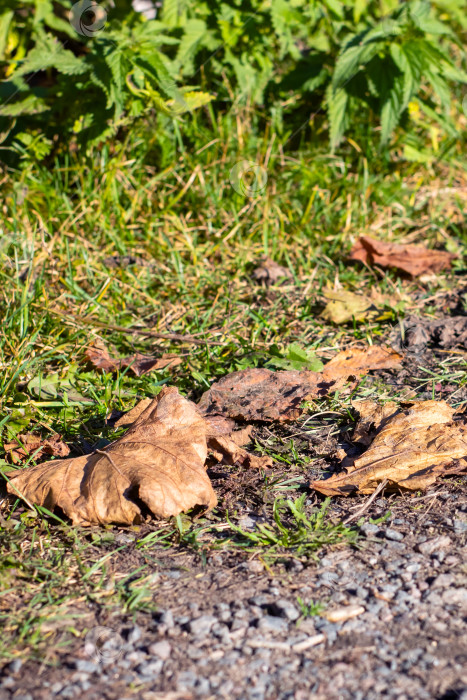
[1,297,467,700]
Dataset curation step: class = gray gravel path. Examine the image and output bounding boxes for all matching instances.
[1,487,466,700]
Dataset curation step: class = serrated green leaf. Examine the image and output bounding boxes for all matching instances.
[0,94,49,117]
[327,84,348,150]
[0,10,13,59]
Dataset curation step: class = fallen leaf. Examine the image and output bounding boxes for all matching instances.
[311,400,467,496]
[251,257,293,285]
[6,387,217,525]
[393,315,467,351]
[320,290,383,325]
[350,400,399,446]
[113,398,153,428]
[114,399,268,468]
[3,433,70,465]
[208,433,273,470]
[85,340,182,377]
[322,346,402,382]
[349,236,455,277]
[198,346,402,422]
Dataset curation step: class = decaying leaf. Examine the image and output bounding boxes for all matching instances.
[3,433,70,465]
[320,290,387,325]
[392,315,467,352]
[6,387,217,525]
[321,346,402,381]
[251,257,293,285]
[349,236,455,277]
[85,340,182,377]
[207,425,273,470]
[198,346,402,422]
[113,398,267,468]
[311,400,467,496]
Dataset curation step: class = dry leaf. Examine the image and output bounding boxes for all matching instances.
[251,257,293,285]
[349,236,455,277]
[114,398,268,469]
[392,315,467,351]
[85,340,181,377]
[198,346,402,422]
[320,290,380,324]
[321,346,402,382]
[208,430,273,469]
[6,387,217,525]
[3,433,70,465]
[311,400,467,496]
[113,398,153,428]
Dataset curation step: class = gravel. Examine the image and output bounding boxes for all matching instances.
[1,484,466,700]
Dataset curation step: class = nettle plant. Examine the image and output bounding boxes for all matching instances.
[0,0,212,159]
[0,0,465,161]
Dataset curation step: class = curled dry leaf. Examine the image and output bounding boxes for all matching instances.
[6,387,217,525]
[114,398,268,468]
[251,257,293,285]
[311,400,467,496]
[85,339,181,377]
[198,346,402,422]
[3,433,70,465]
[208,425,273,470]
[349,235,455,278]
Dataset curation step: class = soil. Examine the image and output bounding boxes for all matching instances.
[1,317,467,700]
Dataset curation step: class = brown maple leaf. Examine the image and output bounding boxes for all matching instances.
[114,399,270,469]
[349,236,455,278]
[6,387,217,525]
[311,400,467,496]
[198,346,402,422]
[3,433,70,464]
[85,340,181,377]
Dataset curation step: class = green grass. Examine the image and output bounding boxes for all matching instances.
[1,103,467,661]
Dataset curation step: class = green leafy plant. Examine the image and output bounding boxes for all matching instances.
[296,596,326,618]
[225,494,358,559]
[327,0,467,149]
[266,342,324,372]
[0,0,466,162]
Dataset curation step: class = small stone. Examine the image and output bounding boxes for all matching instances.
[73,660,99,673]
[177,670,199,690]
[187,615,217,636]
[416,535,451,556]
[147,640,171,660]
[360,523,380,537]
[257,615,288,633]
[126,624,142,645]
[238,515,256,530]
[431,573,455,589]
[9,659,22,673]
[384,528,404,542]
[159,610,174,629]
[454,519,467,534]
[165,569,181,579]
[269,599,300,621]
[247,560,264,573]
[441,588,467,606]
[136,659,163,678]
